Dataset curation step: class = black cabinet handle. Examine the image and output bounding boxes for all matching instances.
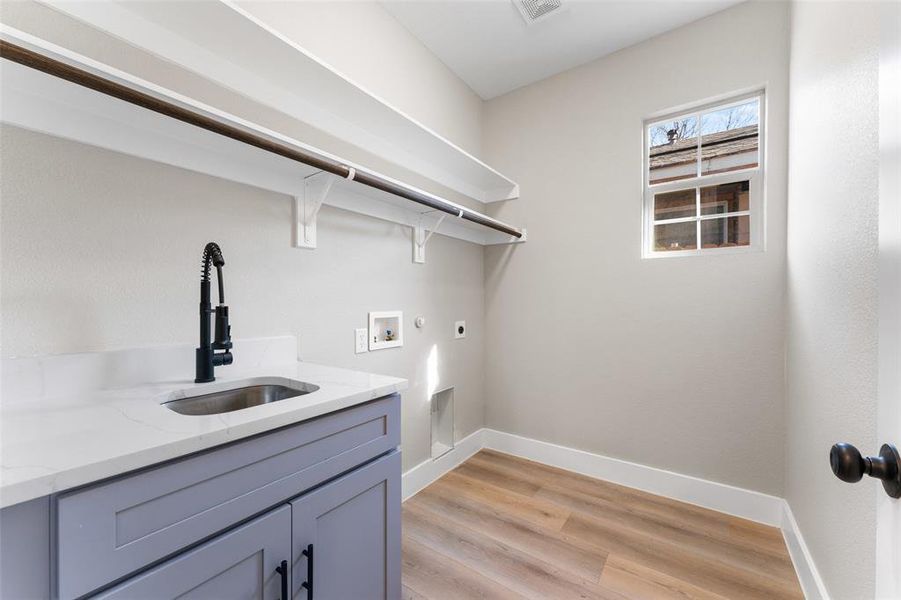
[830,442,901,498]
[275,559,288,600]
[301,544,314,599]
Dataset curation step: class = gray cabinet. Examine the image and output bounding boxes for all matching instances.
[97,450,401,600]
[290,451,401,600]
[0,395,401,600]
[57,395,399,599]
[96,505,291,600]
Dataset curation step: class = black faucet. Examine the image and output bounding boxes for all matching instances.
[195,242,233,383]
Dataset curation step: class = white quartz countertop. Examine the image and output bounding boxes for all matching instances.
[0,338,406,509]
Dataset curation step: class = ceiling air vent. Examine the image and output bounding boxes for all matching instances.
[513,0,564,25]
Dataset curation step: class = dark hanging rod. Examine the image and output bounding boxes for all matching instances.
[0,40,523,240]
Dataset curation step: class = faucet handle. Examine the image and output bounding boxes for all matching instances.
[214,305,232,350]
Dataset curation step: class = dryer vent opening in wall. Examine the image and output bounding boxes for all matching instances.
[514,0,564,25]
[431,387,454,460]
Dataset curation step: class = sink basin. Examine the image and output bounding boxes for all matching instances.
[164,379,319,416]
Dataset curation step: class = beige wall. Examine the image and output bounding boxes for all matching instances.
[0,1,486,472]
[785,2,881,598]
[481,1,790,495]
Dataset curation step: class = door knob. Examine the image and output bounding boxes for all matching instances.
[830,442,901,498]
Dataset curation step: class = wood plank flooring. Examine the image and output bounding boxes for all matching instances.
[402,450,803,600]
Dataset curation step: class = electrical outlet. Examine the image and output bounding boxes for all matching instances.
[355,328,368,354]
[455,321,466,339]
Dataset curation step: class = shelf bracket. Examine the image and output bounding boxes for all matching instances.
[293,171,335,249]
[293,170,356,249]
[413,210,456,264]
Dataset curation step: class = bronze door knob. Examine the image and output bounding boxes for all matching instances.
[830,442,901,498]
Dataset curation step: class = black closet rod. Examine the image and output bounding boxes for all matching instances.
[0,40,523,240]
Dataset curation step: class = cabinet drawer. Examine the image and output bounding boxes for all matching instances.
[56,394,399,599]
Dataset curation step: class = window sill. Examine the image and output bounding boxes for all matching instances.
[642,244,763,259]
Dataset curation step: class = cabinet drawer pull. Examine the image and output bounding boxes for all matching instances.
[301,544,314,598]
[275,559,288,600]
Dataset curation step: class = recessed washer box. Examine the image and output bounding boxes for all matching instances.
[369,311,403,351]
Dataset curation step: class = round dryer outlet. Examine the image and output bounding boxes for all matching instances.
[455,321,466,339]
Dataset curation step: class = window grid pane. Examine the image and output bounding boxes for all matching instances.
[653,188,696,221]
[654,220,697,252]
[699,99,759,177]
[700,180,750,216]
[700,215,751,248]
[647,115,699,185]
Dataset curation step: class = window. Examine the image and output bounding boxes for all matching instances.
[643,93,764,257]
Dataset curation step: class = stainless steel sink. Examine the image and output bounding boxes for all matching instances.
[164,379,319,416]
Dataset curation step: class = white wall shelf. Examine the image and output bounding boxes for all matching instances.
[42,0,520,204]
[0,27,526,252]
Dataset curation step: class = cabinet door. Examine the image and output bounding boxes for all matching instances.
[96,505,291,600]
[290,451,400,600]
[0,497,50,600]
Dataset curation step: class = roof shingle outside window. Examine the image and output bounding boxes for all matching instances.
[649,125,759,184]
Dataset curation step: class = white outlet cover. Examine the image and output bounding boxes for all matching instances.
[455,321,466,339]
[355,328,368,353]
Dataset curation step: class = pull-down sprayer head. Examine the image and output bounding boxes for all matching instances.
[201,242,226,304]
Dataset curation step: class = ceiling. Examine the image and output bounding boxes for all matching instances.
[381,0,745,99]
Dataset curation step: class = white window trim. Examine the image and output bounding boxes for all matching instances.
[641,90,766,259]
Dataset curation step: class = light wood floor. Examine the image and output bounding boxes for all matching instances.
[402,450,803,600]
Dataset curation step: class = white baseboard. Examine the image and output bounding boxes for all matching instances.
[401,427,826,599]
[781,501,830,600]
[403,427,782,526]
[483,429,784,527]
[402,428,484,500]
